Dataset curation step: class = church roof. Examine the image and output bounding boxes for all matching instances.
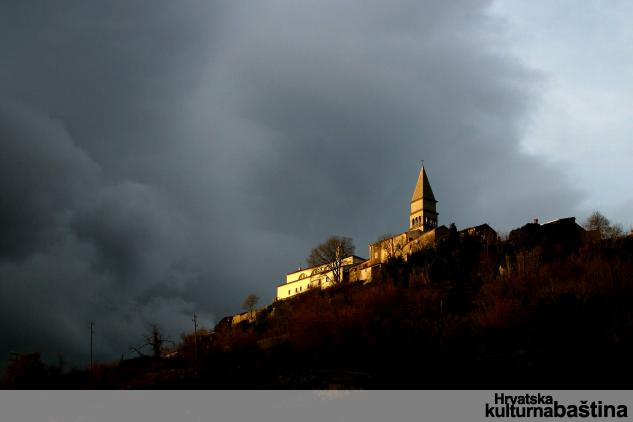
[411,165,436,203]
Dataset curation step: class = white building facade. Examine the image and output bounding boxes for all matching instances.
[276,255,366,300]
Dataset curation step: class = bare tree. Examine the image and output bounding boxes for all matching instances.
[307,236,355,285]
[584,211,623,239]
[130,324,174,358]
[242,294,259,318]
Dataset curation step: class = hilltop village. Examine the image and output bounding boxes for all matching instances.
[277,165,503,301]
[7,165,630,389]
[230,165,597,324]
[276,165,473,301]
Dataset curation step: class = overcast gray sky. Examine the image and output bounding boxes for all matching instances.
[0,0,631,367]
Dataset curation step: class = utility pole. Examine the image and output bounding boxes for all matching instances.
[192,313,198,368]
[89,321,94,373]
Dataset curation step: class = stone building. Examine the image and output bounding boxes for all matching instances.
[368,166,447,254]
[409,165,438,231]
[275,164,497,298]
[276,255,366,300]
[459,223,498,244]
[346,165,451,283]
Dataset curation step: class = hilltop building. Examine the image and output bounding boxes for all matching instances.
[374,165,446,257]
[409,165,438,231]
[349,165,451,283]
[275,164,498,300]
[276,255,366,300]
[459,223,498,244]
[509,217,598,250]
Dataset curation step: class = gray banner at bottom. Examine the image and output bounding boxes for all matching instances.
[0,390,631,422]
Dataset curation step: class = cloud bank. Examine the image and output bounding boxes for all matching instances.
[0,0,581,366]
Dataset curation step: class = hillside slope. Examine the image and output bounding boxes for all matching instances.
[5,229,633,389]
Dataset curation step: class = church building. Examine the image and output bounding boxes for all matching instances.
[274,164,497,300]
[409,165,438,231]
[349,165,449,282]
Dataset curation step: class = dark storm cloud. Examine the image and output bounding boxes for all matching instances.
[0,0,581,366]
[205,1,578,239]
[0,101,98,259]
[0,100,201,364]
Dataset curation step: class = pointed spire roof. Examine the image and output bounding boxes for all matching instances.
[411,165,436,202]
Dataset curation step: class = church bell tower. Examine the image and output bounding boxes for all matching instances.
[409,165,438,231]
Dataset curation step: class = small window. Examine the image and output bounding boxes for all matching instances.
[288,290,290,295]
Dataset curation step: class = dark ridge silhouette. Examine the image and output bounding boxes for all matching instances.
[3,225,633,389]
